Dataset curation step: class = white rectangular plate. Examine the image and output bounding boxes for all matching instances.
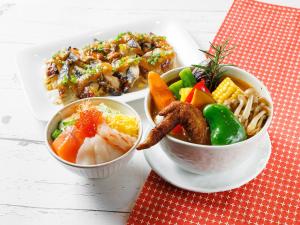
[16,19,204,121]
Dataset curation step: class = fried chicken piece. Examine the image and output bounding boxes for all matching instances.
[137,101,210,150]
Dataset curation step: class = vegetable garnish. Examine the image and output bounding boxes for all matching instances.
[192,40,234,92]
[179,88,192,102]
[147,53,161,65]
[212,77,243,103]
[169,80,183,100]
[185,80,210,103]
[223,88,271,136]
[203,104,247,145]
[179,68,197,88]
[148,71,175,111]
[190,89,215,108]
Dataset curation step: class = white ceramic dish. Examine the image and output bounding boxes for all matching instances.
[45,97,143,179]
[144,66,273,174]
[16,19,204,121]
[144,132,271,193]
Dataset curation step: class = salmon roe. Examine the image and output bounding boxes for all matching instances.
[75,109,102,137]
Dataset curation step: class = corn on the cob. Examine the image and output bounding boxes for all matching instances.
[212,77,243,103]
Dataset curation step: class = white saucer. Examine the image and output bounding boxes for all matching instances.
[143,133,271,193]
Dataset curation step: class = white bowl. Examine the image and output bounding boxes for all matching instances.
[144,66,273,174]
[45,97,143,178]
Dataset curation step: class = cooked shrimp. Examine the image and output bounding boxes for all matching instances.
[97,123,137,153]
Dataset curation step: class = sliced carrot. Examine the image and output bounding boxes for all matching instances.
[52,126,85,163]
[148,71,175,111]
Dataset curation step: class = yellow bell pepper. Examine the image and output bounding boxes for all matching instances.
[179,88,193,102]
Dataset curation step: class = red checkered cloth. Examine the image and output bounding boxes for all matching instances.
[127,0,300,224]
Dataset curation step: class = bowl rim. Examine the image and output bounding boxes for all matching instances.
[144,65,273,149]
[45,97,143,168]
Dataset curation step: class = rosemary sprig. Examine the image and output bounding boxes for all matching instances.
[192,40,234,91]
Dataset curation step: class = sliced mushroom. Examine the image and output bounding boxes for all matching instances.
[252,103,261,116]
[241,94,254,122]
[234,95,246,117]
[244,88,257,96]
[256,114,267,129]
[247,110,267,135]
[221,86,270,137]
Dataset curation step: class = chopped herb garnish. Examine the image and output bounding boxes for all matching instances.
[115,32,132,41]
[97,43,104,52]
[119,57,127,65]
[128,55,141,64]
[61,75,69,85]
[147,53,161,65]
[70,74,78,84]
[85,64,101,75]
[115,32,126,41]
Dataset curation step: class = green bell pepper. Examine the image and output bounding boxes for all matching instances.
[169,80,183,99]
[179,68,196,87]
[203,104,247,145]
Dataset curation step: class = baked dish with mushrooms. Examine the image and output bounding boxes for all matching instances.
[44,32,175,105]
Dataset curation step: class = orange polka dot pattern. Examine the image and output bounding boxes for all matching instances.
[127,0,300,224]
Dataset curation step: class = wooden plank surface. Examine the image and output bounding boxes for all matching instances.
[0,0,298,224]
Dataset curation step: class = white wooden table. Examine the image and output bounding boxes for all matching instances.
[0,0,298,224]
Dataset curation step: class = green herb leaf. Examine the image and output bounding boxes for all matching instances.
[194,39,234,91]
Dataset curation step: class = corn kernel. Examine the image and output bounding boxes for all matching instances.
[212,77,244,103]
